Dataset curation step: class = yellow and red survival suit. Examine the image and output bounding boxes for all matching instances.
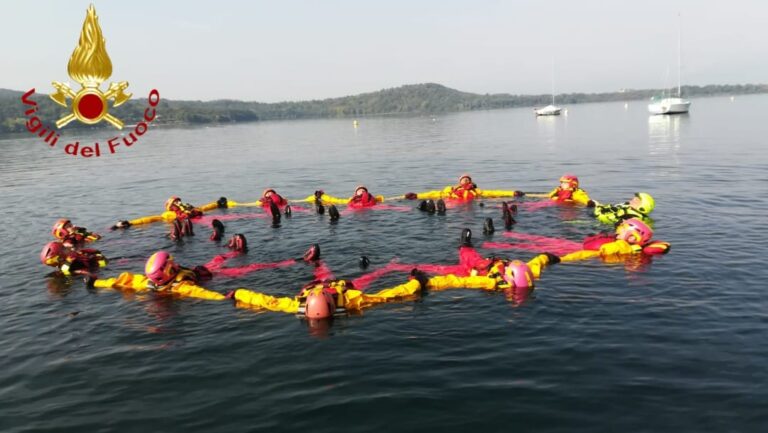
[52,219,101,248]
[111,196,229,229]
[40,241,108,276]
[403,174,523,202]
[91,251,225,300]
[560,218,670,263]
[548,174,593,206]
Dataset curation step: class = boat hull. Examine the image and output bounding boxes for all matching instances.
[648,98,691,115]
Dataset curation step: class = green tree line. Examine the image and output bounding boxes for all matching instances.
[1,82,766,134]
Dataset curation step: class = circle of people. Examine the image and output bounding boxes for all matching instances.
[41,174,669,321]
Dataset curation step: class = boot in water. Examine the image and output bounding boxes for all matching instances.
[436,199,446,215]
[483,217,495,235]
[210,219,225,241]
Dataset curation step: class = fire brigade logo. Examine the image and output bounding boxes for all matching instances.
[50,4,131,129]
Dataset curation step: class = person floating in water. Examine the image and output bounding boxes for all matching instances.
[548,174,594,207]
[89,251,226,300]
[111,195,229,230]
[51,218,101,248]
[561,217,670,263]
[403,174,524,202]
[40,241,107,276]
[593,192,655,225]
[309,185,383,209]
[227,270,431,319]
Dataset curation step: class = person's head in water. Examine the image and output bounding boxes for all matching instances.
[51,219,74,240]
[354,185,368,197]
[165,196,182,212]
[40,241,66,267]
[262,188,277,200]
[458,174,472,186]
[145,251,180,285]
[629,192,655,214]
[304,288,336,319]
[503,260,534,289]
[559,174,579,191]
[615,218,653,245]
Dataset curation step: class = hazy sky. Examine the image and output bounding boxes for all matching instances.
[2,0,766,102]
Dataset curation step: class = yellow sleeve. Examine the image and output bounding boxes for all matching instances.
[93,272,153,291]
[560,250,601,263]
[412,186,453,200]
[572,189,592,206]
[476,189,520,198]
[233,288,299,313]
[171,281,226,300]
[197,202,219,212]
[526,254,552,279]
[547,188,560,200]
[346,279,422,310]
[227,200,262,207]
[128,211,176,226]
[427,274,498,291]
[318,194,351,205]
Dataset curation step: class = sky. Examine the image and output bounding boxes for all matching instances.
[2,0,766,102]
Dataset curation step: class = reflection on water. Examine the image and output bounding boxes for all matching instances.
[536,113,568,149]
[647,114,686,158]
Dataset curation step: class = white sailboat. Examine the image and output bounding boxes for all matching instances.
[649,15,691,115]
[535,61,562,116]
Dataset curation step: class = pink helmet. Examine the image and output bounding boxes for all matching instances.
[145,251,179,285]
[165,196,181,212]
[616,218,653,245]
[559,174,579,189]
[503,260,535,288]
[40,241,65,265]
[305,289,335,319]
[51,218,72,239]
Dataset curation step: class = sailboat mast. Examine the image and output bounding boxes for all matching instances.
[551,58,555,105]
[677,13,682,98]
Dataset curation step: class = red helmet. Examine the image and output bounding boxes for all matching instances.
[40,241,65,265]
[145,251,179,285]
[616,218,653,245]
[503,260,535,288]
[458,174,472,184]
[51,219,72,239]
[559,174,579,189]
[262,188,277,199]
[304,288,335,319]
[165,196,181,212]
[354,185,368,196]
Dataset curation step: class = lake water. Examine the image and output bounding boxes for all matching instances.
[1,95,767,432]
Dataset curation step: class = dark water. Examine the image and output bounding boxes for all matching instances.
[1,95,767,432]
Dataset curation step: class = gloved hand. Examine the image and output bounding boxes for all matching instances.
[217,197,229,208]
[110,220,131,230]
[514,191,525,197]
[543,252,561,265]
[193,265,213,281]
[410,268,430,290]
[586,200,596,208]
[404,192,418,200]
[84,274,96,288]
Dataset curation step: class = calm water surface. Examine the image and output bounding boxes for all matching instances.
[1,95,767,432]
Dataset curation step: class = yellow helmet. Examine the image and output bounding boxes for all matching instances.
[633,192,655,214]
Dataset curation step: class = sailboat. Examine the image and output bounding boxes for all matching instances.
[648,15,691,115]
[535,61,562,116]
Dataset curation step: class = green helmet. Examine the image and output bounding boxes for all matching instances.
[633,192,655,214]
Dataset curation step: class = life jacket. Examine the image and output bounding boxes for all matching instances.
[451,183,477,201]
[62,228,100,247]
[583,233,618,250]
[173,202,202,219]
[584,234,670,256]
[59,249,108,275]
[263,193,288,208]
[550,187,577,202]
[349,191,377,208]
[296,280,350,316]
[154,267,199,292]
[594,203,649,224]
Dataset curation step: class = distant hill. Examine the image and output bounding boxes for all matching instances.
[2,82,766,133]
